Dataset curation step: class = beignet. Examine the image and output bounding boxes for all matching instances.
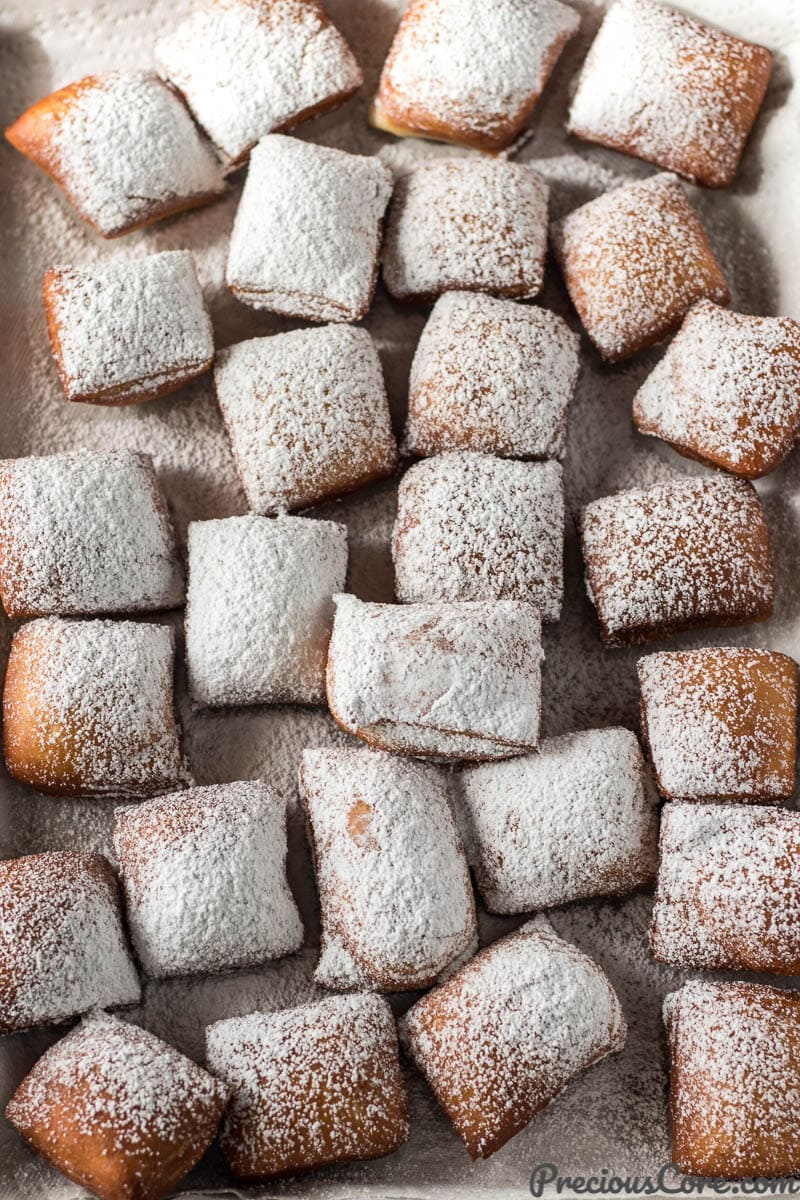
[3,617,185,798]
[371,0,579,152]
[579,474,774,646]
[638,647,798,802]
[393,452,564,621]
[458,728,657,914]
[0,451,182,619]
[114,781,303,979]
[156,0,363,164]
[300,745,476,991]
[404,292,580,460]
[0,851,139,1036]
[568,0,772,189]
[551,173,729,362]
[214,326,397,515]
[6,1012,230,1200]
[664,980,800,1178]
[382,158,549,303]
[226,135,392,322]
[401,917,626,1159]
[633,300,800,478]
[5,71,225,238]
[44,251,214,406]
[205,994,409,1179]
[650,803,800,974]
[326,594,543,760]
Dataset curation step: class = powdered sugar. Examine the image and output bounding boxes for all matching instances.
[114,781,303,978]
[0,451,182,619]
[0,851,140,1035]
[300,745,475,991]
[46,250,214,404]
[579,474,775,645]
[185,514,348,706]
[226,135,393,321]
[156,0,363,163]
[214,325,397,515]
[458,728,657,914]
[327,594,543,759]
[393,452,565,621]
[638,647,798,801]
[382,157,549,301]
[651,803,800,972]
[404,292,581,460]
[568,0,772,188]
[634,300,800,477]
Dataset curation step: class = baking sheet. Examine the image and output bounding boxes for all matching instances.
[1,0,800,1195]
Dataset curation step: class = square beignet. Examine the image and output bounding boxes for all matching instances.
[3,617,185,799]
[404,292,580,460]
[185,515,348,707]
[156,0,363,165]
[664,980,800,1179]
[650,803,800,974]
[205,994,409,1179]
[579,475,774,646]
[6,1012,230,1200]
[326,594,542,760]
[300,746,476,992]
[370,0,579,152]
[638,647,798,803]
[382,158,549,304]
[633,301,800,479]
[458,728,657,914]
[393,453,564,621]
[401,917,626,1159]
[5,71,226,238]
[226,135,392,322]
[0,851,139,1037]
[551,173,729,362]
[0,451,182,619]
[214,326,397,515]
[114,781,303,980]
[568,0,772,189]
[44,250,214,406]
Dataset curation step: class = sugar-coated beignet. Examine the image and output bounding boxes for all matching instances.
[206,994,409,1179]
[185,515,347,707]
[551,173,729,362]
[579,475,774,646]
[300,746,476,991]
[382,158,549,303]
[404,292,580,460]
[568,0,772,189]
[459,728,657,914]
[156,0,363,164]
[401,917,626,1159]
[326,594,542,760]
[0,852,139,1037]
[650,803,800,974]
[114,782,303,979]
[227,135,392,322]
[639,647,797,803]
[3,618,185,798]
[393,453,564,621]
[215,326,397,515]
[6,1012,230,1200]
[0,451,182,619]
[44,251,214,406]
[634,301,800,478]
[5,71,226,238]
[664,980,800,1179]
[371,0,579,152]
